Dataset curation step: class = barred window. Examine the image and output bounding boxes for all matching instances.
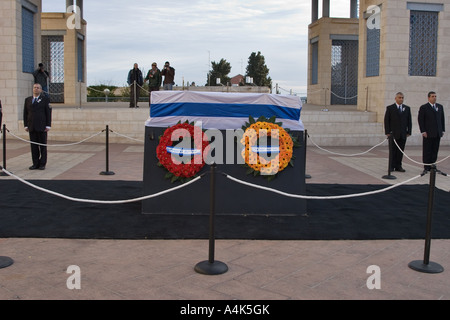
[22,7,35,73]
[366,27,380,77]
[409,10,438,76]
[311,42,318,84]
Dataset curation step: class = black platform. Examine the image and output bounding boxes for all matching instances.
[1,180,449,240]
[142,127,306,215]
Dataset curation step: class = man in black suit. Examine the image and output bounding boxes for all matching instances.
[418,91,445,173]
[23,83,52,170]
[384,92,412,172]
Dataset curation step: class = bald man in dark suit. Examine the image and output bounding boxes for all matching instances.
[384,92,412,172]
[23,83,52,170]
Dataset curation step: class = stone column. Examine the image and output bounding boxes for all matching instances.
[350,0,358,18]
[66,0,83,19]
[322,0,330,18]
[66,0,74,10]
[312,0,318,22]
[76,0,83,19]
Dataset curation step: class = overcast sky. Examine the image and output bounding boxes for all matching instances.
[42,0,352,95]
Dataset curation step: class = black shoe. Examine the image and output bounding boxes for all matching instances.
[135,105,139,108]
[396,167,405,172]
[29,165,38,170]
[422,169,430,175]
[39,166,46,170]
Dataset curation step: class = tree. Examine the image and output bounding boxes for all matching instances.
[245,51,272,87]
[206,58,231,86]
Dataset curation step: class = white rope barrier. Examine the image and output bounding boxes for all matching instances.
[393,137,450,167]
[330,91,358,100]
[0,166,203,204]
[7,130,104,147]
[305,132,449,168]
[278,86,305,96]
[137,83,152,95]
[224,173,423,200]
[110,130,145,143]
[5,127,145,147]
[307,134,387,156]
[2,125,447,204]
[87,87,107,93]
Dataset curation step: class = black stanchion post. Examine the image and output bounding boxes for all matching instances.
[100,125,115,176]
[1,124,9,176]
[304,130,311,179]
[408,165,444,274]
[194,164,228,275]
[382,135,396,180]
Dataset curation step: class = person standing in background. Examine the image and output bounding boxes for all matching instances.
[127,63,144,108]
[23,83,52,170]
[161,61,175,90]
[418,91,445,174]
[33,63,50,95]
[144,62,162,105]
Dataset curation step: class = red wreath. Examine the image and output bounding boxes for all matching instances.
[156,121,210,182]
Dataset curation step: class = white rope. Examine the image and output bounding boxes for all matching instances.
[225,173,423,200]
[278,86,305,96]
[330,91,358,100]
[87,87,109,93]
[137,83,152,95]
[7,130,104,147]
[393,137,450,166]
[0,166,203,204]
[110,131,145,143]
[307,134,387,156]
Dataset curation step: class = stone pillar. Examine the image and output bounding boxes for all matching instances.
[322,0,330,18]
[76,0,83,19]
[66,0,82,19]
[312,0,318,22]
[66,0,73,9]
[350,0,358,18]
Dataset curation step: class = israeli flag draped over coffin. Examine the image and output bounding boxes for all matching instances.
[145,90,304,130]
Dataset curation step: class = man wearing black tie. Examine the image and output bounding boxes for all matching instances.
[418,91,445,173]
[23,83,52,170]
[384,92,412,172]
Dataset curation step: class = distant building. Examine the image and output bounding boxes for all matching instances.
[230,74,244,86]
[0,0,86,134]
[307,0,450,140]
